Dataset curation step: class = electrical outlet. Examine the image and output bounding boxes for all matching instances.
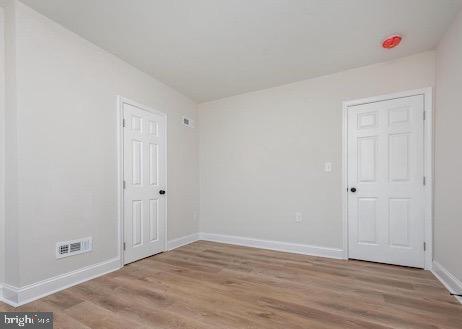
[324,162,332,172]
[295,212,303,223]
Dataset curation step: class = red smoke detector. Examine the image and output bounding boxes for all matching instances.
[382,35,402,49]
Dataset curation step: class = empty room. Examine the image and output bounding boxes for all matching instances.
[0,0,461,328]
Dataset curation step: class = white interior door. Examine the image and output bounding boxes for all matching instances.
[347,95,425,268]
[123,101,166,264]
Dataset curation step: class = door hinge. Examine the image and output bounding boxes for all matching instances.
[423,111,426,121]
[423,176,426,186]
[122,118,126,127]
[123,242,126,251]
[423,242,426,251]
[123,180,126,189]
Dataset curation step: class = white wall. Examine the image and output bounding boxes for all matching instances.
[0,6,6,285]
[199,51,435,250]
[435,10,462,282]
[2,0,20,287]
[0,0,455,297]
[3,1,199,287]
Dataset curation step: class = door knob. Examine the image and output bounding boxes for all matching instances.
[159,190,166,195]
[350,187,357,193]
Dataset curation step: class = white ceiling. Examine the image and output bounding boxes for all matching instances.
[21,0,462,102]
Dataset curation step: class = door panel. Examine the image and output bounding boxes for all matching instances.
[388,198,410,247]
[347,95,425,268]
[123,102,166,264]
[357,198,378,244]
[357,137,377,182]
[389,133,410,181]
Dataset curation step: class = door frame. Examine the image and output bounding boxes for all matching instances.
[117,96,168,267]
[342,88,433,270]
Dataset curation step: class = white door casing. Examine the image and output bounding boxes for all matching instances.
[122,100,167,264]
[346,94,426,268]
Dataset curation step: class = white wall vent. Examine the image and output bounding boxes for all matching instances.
[56,237,92,259]
[182,116,194,128]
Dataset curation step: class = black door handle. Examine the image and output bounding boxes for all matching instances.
[350,187,357,193]
[159,190,166,195]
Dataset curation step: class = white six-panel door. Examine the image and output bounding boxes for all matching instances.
[347,95,425,268]
[123,102,166,264]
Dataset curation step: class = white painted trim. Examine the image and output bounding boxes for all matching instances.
[117,96,169,266]
[341,95,349,260]
[0,285,4,304]
[342,88,433,269]
[167,232,345,259]
[432,261,462,304]
[423,88,433,270]
[1,257,121,307]
[167,233,200,251]
[199,233,345,259]
[119,97,168,118]
[342,88,432,108]
[0,232,200,307]
[117,96,124,268]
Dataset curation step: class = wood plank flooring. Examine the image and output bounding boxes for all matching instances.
[1,241,461,329]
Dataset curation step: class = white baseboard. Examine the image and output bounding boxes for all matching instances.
[167,233,200,251]
[432,261,462,304]
[1,257,121,307]
[0,233,345,307]
[198,233,345,259]
[167,232,344,259]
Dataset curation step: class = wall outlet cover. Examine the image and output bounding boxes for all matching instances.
[324,162,333,172]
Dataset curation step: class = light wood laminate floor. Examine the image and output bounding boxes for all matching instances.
[1,241,461,329]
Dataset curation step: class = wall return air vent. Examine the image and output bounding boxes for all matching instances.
[56,237,92,259]
[182,116,194,128]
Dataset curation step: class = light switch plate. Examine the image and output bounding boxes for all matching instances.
[295,212,302,223]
